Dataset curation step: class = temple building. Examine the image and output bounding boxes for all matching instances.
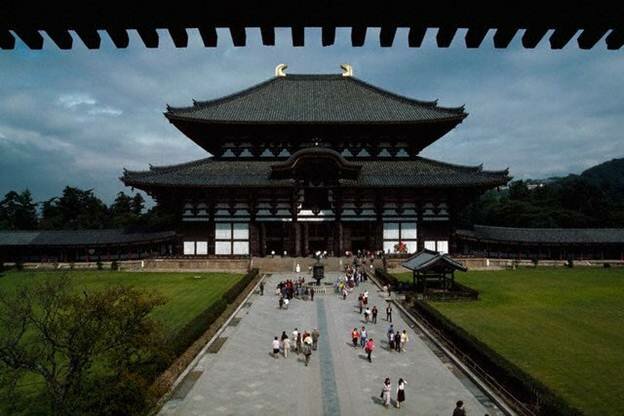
[122,65,510,257]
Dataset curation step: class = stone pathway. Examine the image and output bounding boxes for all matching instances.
[159,272,505,416]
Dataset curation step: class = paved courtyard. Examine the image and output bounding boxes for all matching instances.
[159,272,504,416]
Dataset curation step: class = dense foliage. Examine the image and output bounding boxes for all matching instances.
[0,275,171,416]
[0,186,177,231]
[459,158,624,228]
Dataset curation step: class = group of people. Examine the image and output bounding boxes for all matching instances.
[381,377,406,408]
[272,327,320,367]
[386,324,409,352]
[276,277,315,309]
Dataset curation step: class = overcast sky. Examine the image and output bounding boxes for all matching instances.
[1,28,623,204]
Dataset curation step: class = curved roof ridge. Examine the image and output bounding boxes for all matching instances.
[346,76,466,115]
[123,157,214,176]
[166,77,280,113]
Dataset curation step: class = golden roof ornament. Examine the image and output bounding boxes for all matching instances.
[340,64,353,77]
[275,63,288,77]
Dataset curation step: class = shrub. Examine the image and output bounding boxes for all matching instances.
[15,261,23,271]
[69,262,75,270]
[111,260,119,271]
[169,268,259,356]
[96,260,103,270]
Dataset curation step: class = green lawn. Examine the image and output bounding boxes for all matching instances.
[396,267,624,416]
[0,270,244,415]
[0,270,244,336]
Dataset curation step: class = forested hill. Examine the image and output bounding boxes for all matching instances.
[460,157,624,228]
[580,158,624,199]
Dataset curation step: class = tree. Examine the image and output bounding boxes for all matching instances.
[40,187,109,229]
[0,275,171,416]
[130,193,145,216]
[0,190,38,230]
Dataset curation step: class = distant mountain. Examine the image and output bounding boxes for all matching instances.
[580,158,624,198]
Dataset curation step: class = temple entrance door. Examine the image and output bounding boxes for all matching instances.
[264,222,288,256]
[304,222,334,256]
[343,222,375,254]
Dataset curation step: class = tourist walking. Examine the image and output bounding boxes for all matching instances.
[401,330,409,352]
[360,326,368,348]
[303,333,313,366]
[352,327,360,348]
[292,328,299,353]
[358,294,363,313]
[395,329,402,352]
[310,287,315,301]
[364,338,375,362]
[296,331,302,355]
[282,336,290,358]
[388,325,395,351]
[259,281,264,295]
[364,306,371,323]
[272,336,280,358]
[386,303,393,322]
[372,305,378,324]
[381,378,391,407]
[279,296,284,309]
[312,328,320,350]
[453,400,466,416]
[396,378,406,408]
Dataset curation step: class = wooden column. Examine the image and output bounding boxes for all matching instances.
[303,222,309,256]
[249,221,260,257]
[335,221,344,256]
[259,222,266,257]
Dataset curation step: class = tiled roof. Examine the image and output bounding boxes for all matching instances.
[122,157,510,189]
[401,249,468,272]
[165,74,467,124]
[0,230,177,247]
[456,225,624,244]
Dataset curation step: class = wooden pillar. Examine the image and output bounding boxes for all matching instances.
[335,221,343,256]
[289,222,301,257]
[249,221,260,257]
[259,222,266,257]
[303,222,309,256]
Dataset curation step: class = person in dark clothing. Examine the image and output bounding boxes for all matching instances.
[452,400,466,416]
[259,281,264,295]
[386,304,393,322]
[372,305,378,324]
[310,287,315,301]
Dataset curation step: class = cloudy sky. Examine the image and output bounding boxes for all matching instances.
[1,28,623,204]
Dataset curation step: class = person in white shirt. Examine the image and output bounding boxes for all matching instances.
[272,337,280,358]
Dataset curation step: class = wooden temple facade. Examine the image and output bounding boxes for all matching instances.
[122,66,510,257]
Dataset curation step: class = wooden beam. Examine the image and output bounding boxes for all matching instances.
[549,27,577,49]
[0,29,16,49]
[198,26,217,47]
[408,26,426,47]
[292,26,304,47]
[436,26,457,47]
[14,29,44,49]
[229,26,246,47]
[106,28,129,48]
[577,28,607,49]
[321,26,335,46]
[379,26,397,47]
[137,27,159,48]
[46,29,73,49]
[521,27,548,48]
[75,28,101,49]
[351,26,366,47]
[465,27,488,48]
[168,27,188,47]
[606,28,624,50]
[260,26,275,46]
[493,27,518,48]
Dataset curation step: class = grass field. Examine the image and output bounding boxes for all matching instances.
[395,267,624,416]
[0,270,244,414]
[0,270,245,336]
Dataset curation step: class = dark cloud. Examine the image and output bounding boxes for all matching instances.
[0,28,622,204]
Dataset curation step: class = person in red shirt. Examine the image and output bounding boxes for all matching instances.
[351,328,360,348]
[365,338,375,362]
